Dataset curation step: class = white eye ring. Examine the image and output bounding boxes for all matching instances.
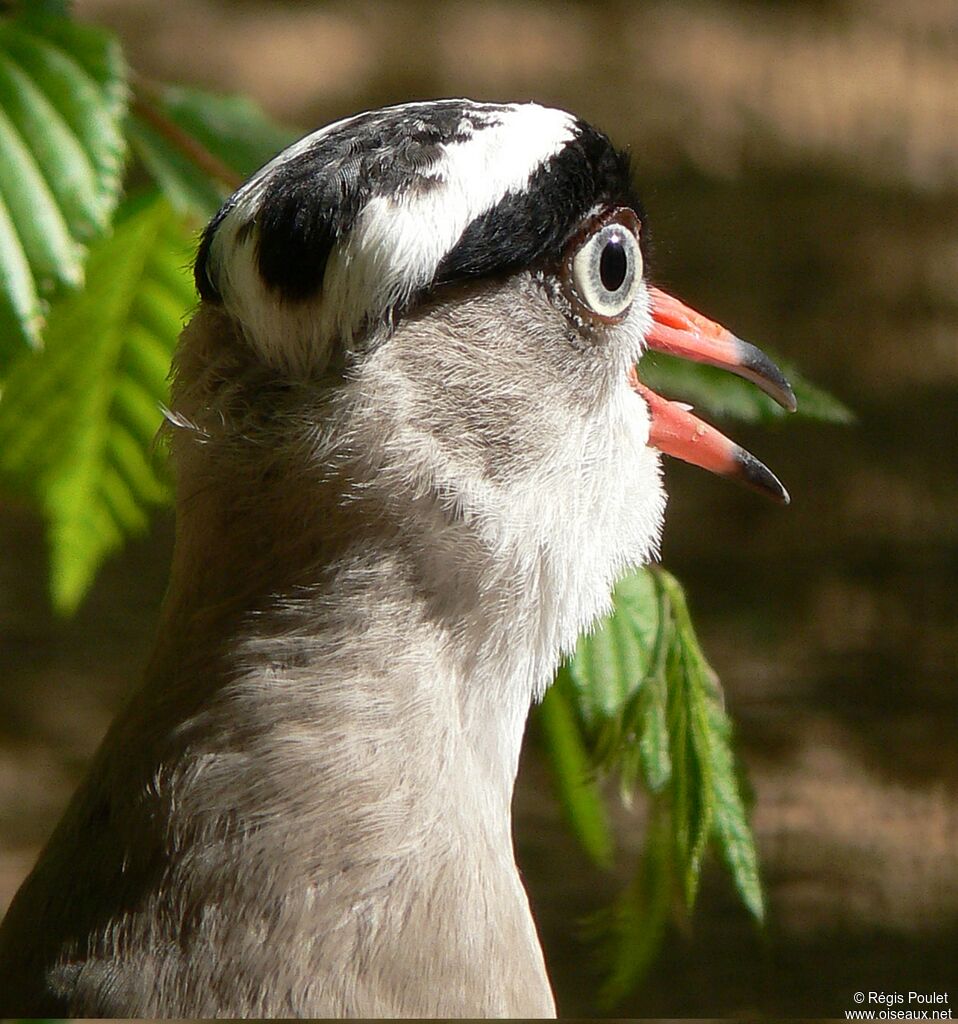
[567,214,642,321]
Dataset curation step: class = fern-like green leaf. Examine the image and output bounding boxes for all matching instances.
[639,351,853,425]
[656,568,763,914]
[0,192,194,613]
[538,672,615,869]
[705,692,765,922]
[129,83,297,220]
[565,568,661,726]
[547,566,764,996]
[663,602,715,910]
[595,800,673,1007]
[635,647,671,794]
[0,9,127,356]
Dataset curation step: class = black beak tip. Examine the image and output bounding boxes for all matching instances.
[734,446,791,505]
[736,337,798,414]
[781,383,798,415]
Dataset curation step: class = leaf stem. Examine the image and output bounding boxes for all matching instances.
[130,74,243,191]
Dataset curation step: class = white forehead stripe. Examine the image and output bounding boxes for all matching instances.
[320,105,577,347]
[206,102,578,374]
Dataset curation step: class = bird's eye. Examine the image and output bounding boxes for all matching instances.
[564,211,642,322]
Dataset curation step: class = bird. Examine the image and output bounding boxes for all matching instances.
[0,98,794,1017]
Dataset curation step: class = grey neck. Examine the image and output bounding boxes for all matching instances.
[144,433,537,843]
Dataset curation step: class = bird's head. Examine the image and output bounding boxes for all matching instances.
[180,99,792,680]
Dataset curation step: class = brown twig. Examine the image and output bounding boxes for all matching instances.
[131,74,243,191]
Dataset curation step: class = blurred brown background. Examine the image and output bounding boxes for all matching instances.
[2,0,956,1017]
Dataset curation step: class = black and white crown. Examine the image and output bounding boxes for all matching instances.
[196,99,639,373]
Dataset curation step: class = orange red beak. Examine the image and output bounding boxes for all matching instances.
[634,286,795,504]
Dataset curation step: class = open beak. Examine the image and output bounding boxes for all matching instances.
[632,286,795,504]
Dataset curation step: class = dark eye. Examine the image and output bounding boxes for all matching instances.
[600,237,628,291]
[566,213,642,321]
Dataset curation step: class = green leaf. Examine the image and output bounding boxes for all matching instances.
[638,352,854,425]
[785,364,856,424]
[0,192,194,613]
[665,620,714,909]
[129,83,298,220]
[543,562,765,996]
[655,568,763,916]
[565,567,661,725]
[595,800,673,1007]
[609,573,673,796]
[636,645,671,794]
[655,570,716,908]
[538,673,615,868]
[0,10,127,355]
[705,694,765,922]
